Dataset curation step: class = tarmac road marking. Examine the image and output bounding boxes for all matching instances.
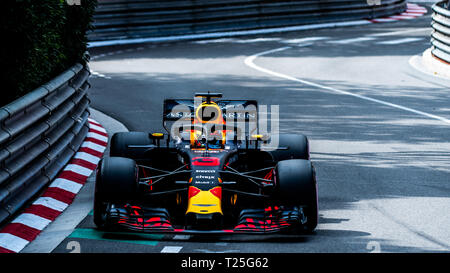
[376,37,423,45]
[327,37,376,44]
[161,246,183,253]
[173,235,191,240]
[195,249,239,253]
[68,228,163,246]
[388,15,415,20]
[367,28,430,37]
[90,70,111,79]
[369,18,399,23]
[281,37,329,44]
[244,47,450,125]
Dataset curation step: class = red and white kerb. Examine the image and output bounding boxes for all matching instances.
[0,118,108,253]
[368,3,427,23]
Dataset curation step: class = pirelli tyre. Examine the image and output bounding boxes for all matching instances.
[275,159,318,233]
[94,157,139,229]
[269,134,309,162]
[110,131,151,159]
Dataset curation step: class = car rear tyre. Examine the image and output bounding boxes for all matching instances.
[94,157,138,229]
[110,132,151,158]
[275,159,318,233]
[270,134,309,162]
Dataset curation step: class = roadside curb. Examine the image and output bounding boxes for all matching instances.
[422,48,450,79]
[20,108,128,253]
[0,118,108,253]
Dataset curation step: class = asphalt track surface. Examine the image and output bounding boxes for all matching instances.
[51,3,450,253]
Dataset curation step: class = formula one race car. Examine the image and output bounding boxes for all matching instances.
[94,92,318,234]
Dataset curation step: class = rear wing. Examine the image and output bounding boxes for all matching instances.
[163,99,258,122]
[163,99,258,135]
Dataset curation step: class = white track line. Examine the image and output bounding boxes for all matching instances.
[173,235,191,240]
[389,15,416,20]
[376,37,423,45]
[328,37,376,44]
[244,47,450,125]
[368,28,430,37]
[371,18,399,23]
[194,38,236,44]
[231,38,282,43]
[281,37,329,44]
[161,246,183,253]
[90,70,111,80]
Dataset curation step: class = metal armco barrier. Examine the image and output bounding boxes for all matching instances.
[89,0,407,41]
[431,1,450,63]
[0,63,91,225]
